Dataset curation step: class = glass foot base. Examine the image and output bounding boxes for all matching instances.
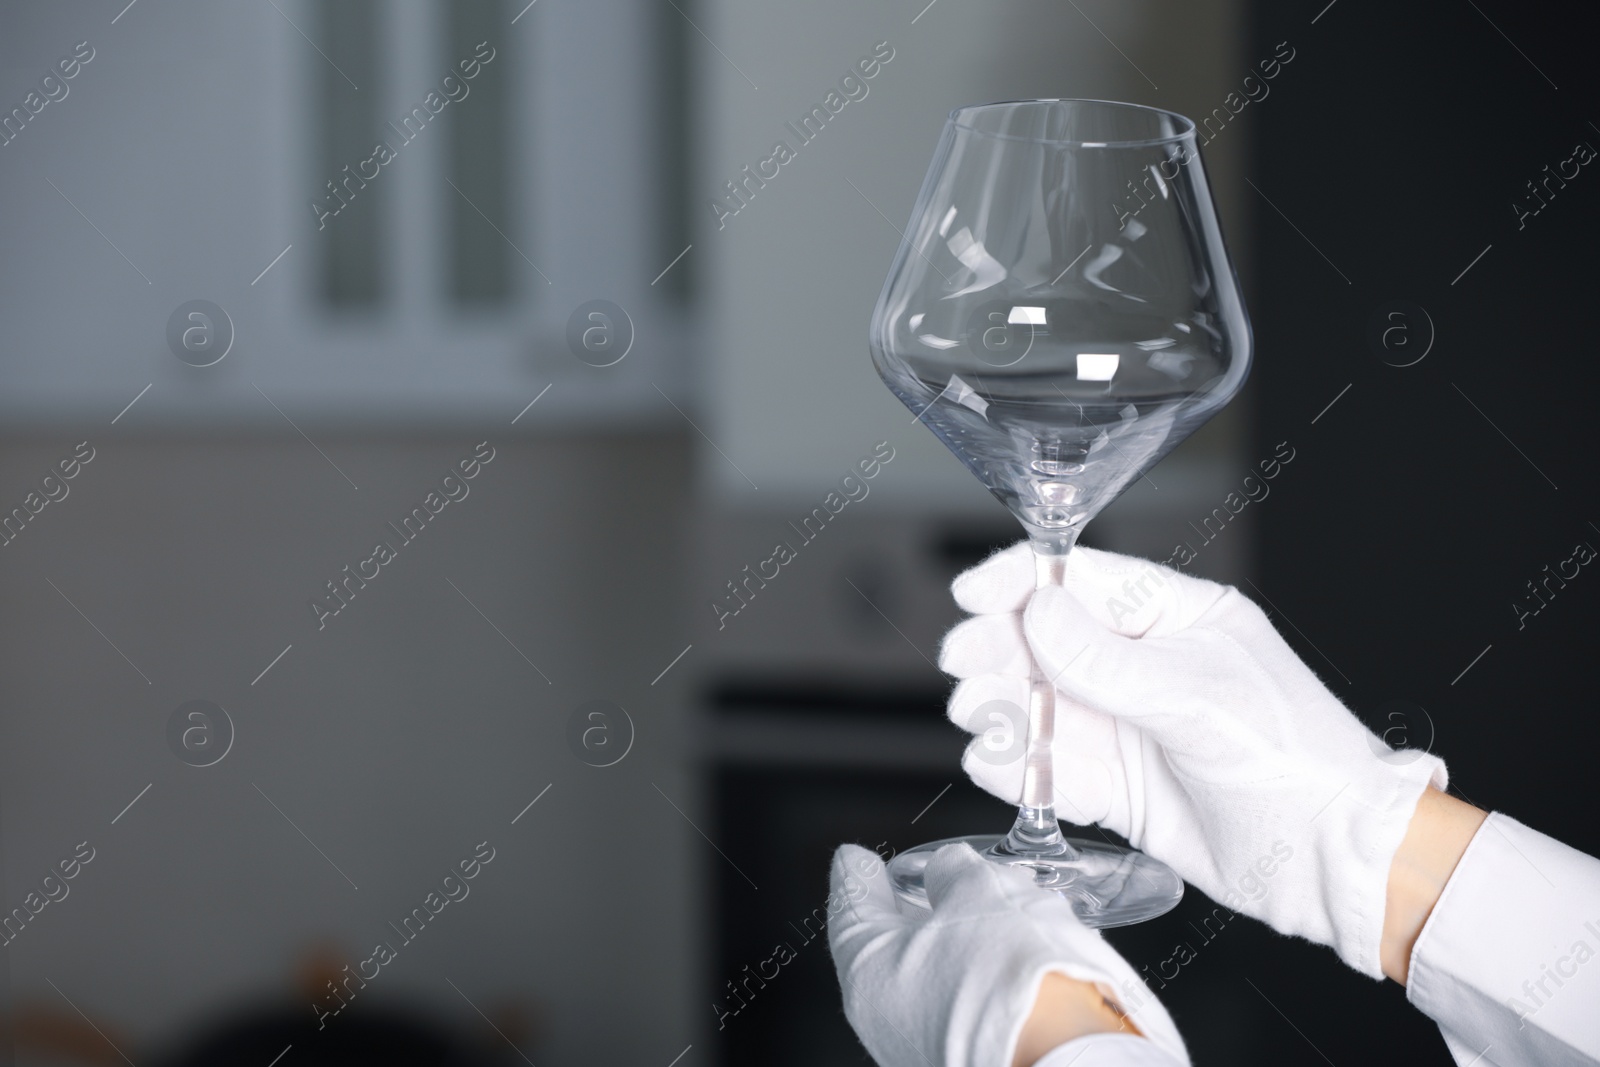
[888,834,1184,928]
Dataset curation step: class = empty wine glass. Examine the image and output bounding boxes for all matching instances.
[870,99,1251,925]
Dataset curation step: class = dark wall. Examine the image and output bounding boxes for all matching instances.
[1241,0,1600,1063]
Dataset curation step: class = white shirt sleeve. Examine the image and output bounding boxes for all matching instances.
[1406,812,1600,1067]
[1033,1034,1187,1067]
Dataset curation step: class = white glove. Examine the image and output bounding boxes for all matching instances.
[828,842,1189,1067]
[939,542,1448,978]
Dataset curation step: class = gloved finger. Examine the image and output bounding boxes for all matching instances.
[948,673,1030,735]
[960,734,1022,803]
[925,842,1069,917]
[829,844,901,926]
[948,676,1030,803]
[1024,585,1172,722]
[959,733,1118,831]
[1052,706,1120,828]
[952,540,1228,638]
[950,542,1035,615]
[1061,546,1229,638]
[951,677,1121,825]
[921,842,988,912]
[938,614,1032,679]
[1026,586,1268,777]
[923,842,1029,914]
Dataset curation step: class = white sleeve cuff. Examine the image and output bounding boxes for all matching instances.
[1034,1034,1187,1067]
[1407,812,1600,1067]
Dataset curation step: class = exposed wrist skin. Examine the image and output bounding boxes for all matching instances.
[1013,972,1144,1067]
[1380,786,1488,985]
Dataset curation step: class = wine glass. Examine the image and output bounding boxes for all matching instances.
[870,99,1251,925]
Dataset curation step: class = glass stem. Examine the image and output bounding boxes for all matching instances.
[1000,542,1077,859]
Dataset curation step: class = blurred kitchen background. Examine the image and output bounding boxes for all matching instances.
[1,1,1596,1065]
